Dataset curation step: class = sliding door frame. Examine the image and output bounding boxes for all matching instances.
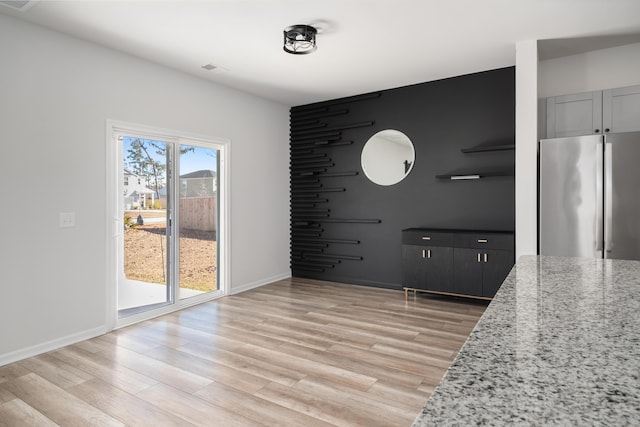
[105,119,230,330]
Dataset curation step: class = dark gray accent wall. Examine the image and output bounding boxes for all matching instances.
[290,67,515,289]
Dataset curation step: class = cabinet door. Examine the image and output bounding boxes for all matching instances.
[401,245,428,289]
[401,245,452,292]
[452,248,483,297]
[603,85,640,133]
[481,249,513,298]
[426,246,453,293]
[546,91,602,138]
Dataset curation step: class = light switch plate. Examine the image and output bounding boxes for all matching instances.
[59,212,76,228]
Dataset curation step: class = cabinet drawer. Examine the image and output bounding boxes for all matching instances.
[402,229,453,246]
[453,233,514,250]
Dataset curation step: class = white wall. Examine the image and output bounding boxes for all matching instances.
[515,40,539,259]
[539,42,640,97]
[0,14,290,364]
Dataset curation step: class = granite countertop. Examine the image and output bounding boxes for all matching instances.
[413,255,640,426]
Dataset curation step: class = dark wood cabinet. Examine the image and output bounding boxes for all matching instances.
[452,248,513,297]
[480,249,514,297]
[402,245,452,292]
[402,229,514,299]
[452,248,484,296]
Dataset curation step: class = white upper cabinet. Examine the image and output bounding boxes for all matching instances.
[546,91,602,138]
[603,85,640,133]
[545,84,640,138]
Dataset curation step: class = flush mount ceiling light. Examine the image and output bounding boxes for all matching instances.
[283,25,317,55]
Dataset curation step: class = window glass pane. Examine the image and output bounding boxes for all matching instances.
[119,137,170,315]
[178,145,219,299]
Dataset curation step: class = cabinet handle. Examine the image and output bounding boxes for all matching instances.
[595,129,600,133]
[484,253,488,263]
[605,128,610,133]
[477,253,481,263]
[477,239,488,243]
[427,249,431,259]
[422,236,431,240]
[422,249,426,258]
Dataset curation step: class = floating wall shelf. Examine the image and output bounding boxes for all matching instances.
[436,169,515,180]
[461,143,515,153]
[438,142,515,180]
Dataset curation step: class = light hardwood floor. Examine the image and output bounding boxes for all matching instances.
[0,278,486,427]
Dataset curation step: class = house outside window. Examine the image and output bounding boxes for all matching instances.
[123,168,155,209]
[180,170,217,197]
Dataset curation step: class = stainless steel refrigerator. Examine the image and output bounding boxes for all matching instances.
[539,132,640,260]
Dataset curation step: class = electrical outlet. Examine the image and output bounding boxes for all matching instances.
[59,212,76,228]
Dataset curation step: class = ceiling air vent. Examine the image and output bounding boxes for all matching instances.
[0,0,37,11]
[201,63,228,74]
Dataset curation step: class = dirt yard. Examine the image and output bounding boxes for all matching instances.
[124,221,217,292]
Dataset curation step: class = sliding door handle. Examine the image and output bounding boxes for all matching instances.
[113,216,122,238]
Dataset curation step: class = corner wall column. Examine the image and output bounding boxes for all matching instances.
[515,39,539,259]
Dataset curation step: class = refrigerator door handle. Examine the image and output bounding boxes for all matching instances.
[595,141,604,254]
[604,140,613,256]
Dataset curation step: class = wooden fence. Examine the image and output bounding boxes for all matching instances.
[180,196,216,232]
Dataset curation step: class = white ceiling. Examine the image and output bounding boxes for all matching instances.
[2,0,640,106]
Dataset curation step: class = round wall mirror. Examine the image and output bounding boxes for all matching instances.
[361,129,415,186]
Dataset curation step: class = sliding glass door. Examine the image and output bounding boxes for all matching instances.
[114,131,222,319]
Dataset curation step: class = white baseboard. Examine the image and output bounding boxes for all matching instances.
[0,274,291,367]
[0,325,108,367]
[230,272,291,295]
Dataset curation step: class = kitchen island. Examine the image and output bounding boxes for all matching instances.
[412,255,640,425]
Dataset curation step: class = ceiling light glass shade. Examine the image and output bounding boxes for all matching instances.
[283,25,317,55]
